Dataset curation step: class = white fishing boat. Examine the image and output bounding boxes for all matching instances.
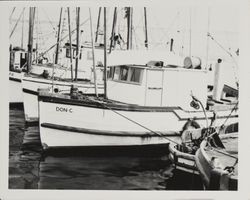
[22,73,104,122]
[21,7,106,122]
[9,70,23,104]
[9,46,27,104]
[38,50,238,149]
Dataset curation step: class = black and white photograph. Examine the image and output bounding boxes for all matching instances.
[1,0,248,199]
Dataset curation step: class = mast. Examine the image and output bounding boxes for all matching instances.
[89,8,99,97]
[55,7,63,64]
[95,7,102,43]
[126,7,133,50]
[21,8,25,49]
[109,7,117,53]
[35,9,38,64]
[75,7,80,81]
[27,7,35,73]
[104,7,107,99]
[144,7,148,49]
[67,7,74,81]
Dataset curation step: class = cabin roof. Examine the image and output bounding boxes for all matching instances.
[107,50,184,67]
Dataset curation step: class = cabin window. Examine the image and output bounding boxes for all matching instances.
[111,65,143,84]
[66,48,70,58]
[108,67,115,79]
[66,48,80,59]
[80,49,82,59]
[120,66,129,81]
[113,66,121,80]
[66,48,75,59]
[130,68,142,83]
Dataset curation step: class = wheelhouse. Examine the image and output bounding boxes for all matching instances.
[106,55,208,111]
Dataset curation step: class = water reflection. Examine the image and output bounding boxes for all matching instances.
[9,106,203,190]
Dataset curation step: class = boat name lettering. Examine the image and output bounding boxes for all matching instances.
[56,107,73,113]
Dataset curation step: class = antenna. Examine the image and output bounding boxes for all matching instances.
[189,7,192,57]
[205,8,211,70]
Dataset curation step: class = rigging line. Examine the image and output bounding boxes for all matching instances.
[41,8,57,32]
[207,33,238,65]
[9,8,25,38]
[219,101,238,130]
[207,141,238,160]
[156,12,180,48]
[9,7,16,21]
[207,33,239,86]
[37,17,90,60]
[90,98,181,145]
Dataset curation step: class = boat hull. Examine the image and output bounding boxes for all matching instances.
[9,71,23,104]
[168,143,198,174]
[40,122,180,148]
[38,94,238,148]
[22,76,104,122]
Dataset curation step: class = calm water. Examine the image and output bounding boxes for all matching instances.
[9,105,203,190]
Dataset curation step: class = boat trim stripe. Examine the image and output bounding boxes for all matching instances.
[41,123,180,137]
[23,88,38,96]
[9,77,21,83]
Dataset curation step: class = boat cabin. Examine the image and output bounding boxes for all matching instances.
[9,46,27,71]
[107,51,208,111]
[62,42,104,81]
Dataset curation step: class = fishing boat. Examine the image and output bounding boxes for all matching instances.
[168,122,238,175]
[195,131,238,190]
[168,128,204,174]
[22,73,104,123]
[38,49,238,149]
[9,45,27,104]
[9,7,105,105]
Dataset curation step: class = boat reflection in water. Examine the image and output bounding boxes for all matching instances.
[9,107,203,190]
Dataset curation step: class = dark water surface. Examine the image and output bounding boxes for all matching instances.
[9,106,203,190]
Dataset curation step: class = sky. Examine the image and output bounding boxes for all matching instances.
[9,5,239,65]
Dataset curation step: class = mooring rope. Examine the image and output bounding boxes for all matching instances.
[219,101,238,131]
[89,98,181,145]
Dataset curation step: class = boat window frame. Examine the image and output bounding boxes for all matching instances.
[109,65,144,85]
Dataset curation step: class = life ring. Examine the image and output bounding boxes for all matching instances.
[180,119,201,154]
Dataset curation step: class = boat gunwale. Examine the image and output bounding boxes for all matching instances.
[38,93,183,113]
[38,93,239,120]
[168,142,196,161]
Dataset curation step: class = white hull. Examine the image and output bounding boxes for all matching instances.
[38,94,238,148]
[40,126,179,148]
[22,76,104,122]
[9,71,23,103]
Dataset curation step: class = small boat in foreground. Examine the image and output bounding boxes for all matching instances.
[168,128,205,174]
[195,132,238,190]
[168,122,238,175]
